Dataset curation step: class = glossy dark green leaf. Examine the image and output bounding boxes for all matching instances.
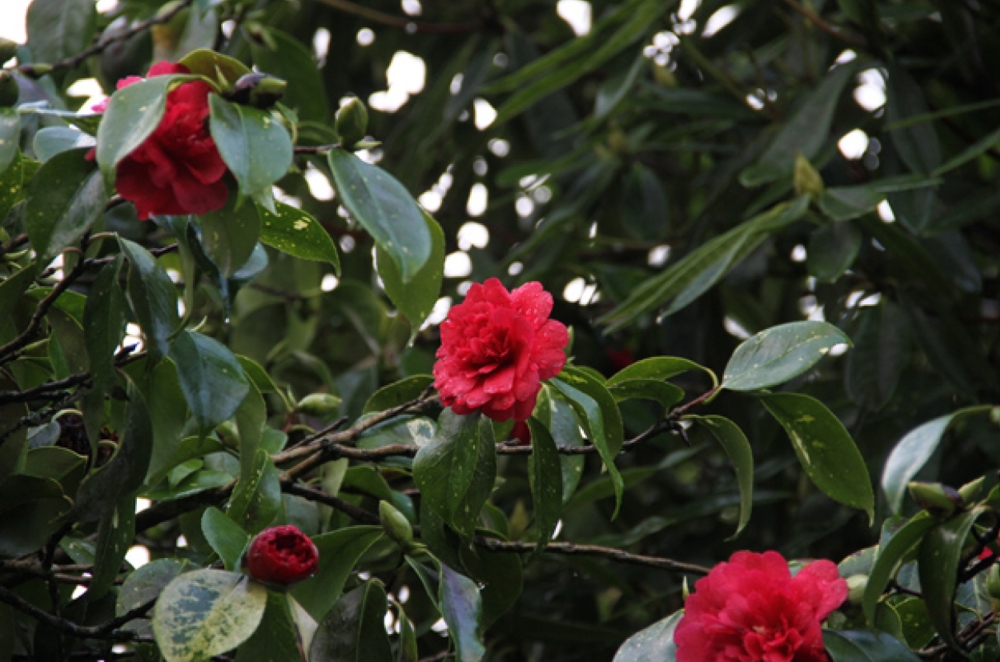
[178,48,252,86]
[0,372,29,483]
[608,379,685,409]
[0,152,28,221]
[363,375,434,414]
[235,592,314,662]
[376,211,444,341]
[235,381,266,490]
[117,559,184,637]
[740,62,858,185]
[818,186,882,222]
[25,148,107,266]
[526,417,563,554]
[25,0,96,65]
[32,126,94,163]
[824,629,921,662]
[0,108,18,174]
[863,513,935,625]
[440,563,486,662]
[535,386,585,504]
[328,149,431,283]
[83,254,125,395]
[551,369,624,518]
[881,414,957,516]
[257,201,340,272]
[458,544,523,629]
[413,411,496,541]
[89,495,136,600]
[309,581,392,662]
[119,237,180,366]
[722,321,851,391]
[808,221,863,282]
[607,356,716,387]
[249,28,329,123]
[197,195,261,277]
[886,62,941,176]
[153,569,268,662]
[762,392,874,520]
[292,526,384,621]
[227,448,281,535]
[918,506,990,652]
[845,302,910,411]
[201,506,250,571]
[96,75,189,182]
[0,476,70,557]
[170,329,250,433]
[690,416,753,538]
[612,611,681,662]
[208,95,292,211]
[599,197,809,331]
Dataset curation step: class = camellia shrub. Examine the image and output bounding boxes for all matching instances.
[0,0,999,660]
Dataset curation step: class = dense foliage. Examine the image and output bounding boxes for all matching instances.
[1,0,999,660]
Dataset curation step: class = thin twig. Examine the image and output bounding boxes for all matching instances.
[781,0,867,48]
[0,585,154,642]
[310,0,484,34]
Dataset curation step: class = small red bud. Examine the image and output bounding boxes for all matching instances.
[244,525,319,586]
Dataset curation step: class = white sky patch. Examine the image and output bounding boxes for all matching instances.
[515,195,534,217]
[854,68,886,111]
[0,0,30,43]
[488,139,510,157]
[304,163,335,201]
[126,545,150,569]
[369,51,426,113]
[321,274,340,291]
[422,297,452,328]
[444,251,472,278]
[557,0,592,36]
[313,28,331,64]
[467,183,488,216]
[563,278,598,306]
[473,98,497,129]
[648,245,671,267]
[457,222,489,250]
[838,129,869,160]
[401,0,422,16]
[877,200,895,222]
[790,244,807,263]
[678,0,702,21]
[702,5,740,38]
[724,316,751,340]
[357,28,375,46]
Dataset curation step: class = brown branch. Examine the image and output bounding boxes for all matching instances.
[284,482,380,524]
[17,0,196,76]
[310,0,484,34]
[0,585,154,642]
[781,0,867,48]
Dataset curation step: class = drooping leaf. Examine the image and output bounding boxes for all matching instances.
[526,418,563,554]
[118,237,181,366]
[823,629,922,662]
[881,414,959,516]
[863,513,934,625]
[152,569,268,662]
[170,329,250,433]
[83,254,126,395]
[376,211,445,342]
[722,321,852,392]
[292,526,384,621]
[257,201,340,272]
[762,392,874,520]
[227,448,281,535]
[689,416,754,538]
[196,194,261,277]
[440,563,486,662]
[613,611,681,662]
[201,506,250,571]
[88,495,136,600]
[328,149,431,283]
[309,581,392,662]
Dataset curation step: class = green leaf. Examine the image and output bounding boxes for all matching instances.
[612,611,681,662]
[845,302,910,411]
[918,506,991,652]
[526,418,563,554]
[209,95,292,211]
[235,592,316,662]
[886,62,941,176]
[25,0,96,65]
[201,506,250,571]
[0,153,29,222]
[881,414,958,516]
[235,382,266,491]
[118,237,181,366]
[152,569,268,662]
[32,126,95,163]
[620,162,669,242]
[309,581,392,662]
[608,379,684,410]
[376,211,445,341]
[197,195,261,277]
[25,148,107,266]
[722,321,852,391]
[689,416,754,538]
[863,513,935,625]
[413,411,496,541]
[227,449,281,535]
[328,149,431,283]
[83,254,126,395]
[824,629,922,662]
[117,559,184,638]
[363,375,434,414]
[249,28,329,123]
[292,526,384,621]
[0,108,18,174]
[762,392,874,520]
[440,563,486,662]
[170,329,250,433]
[607,356,716,387]
[178,49,252,87]
[535,386,585,504]
[599,197,810,331]
[808,221,863,282]
[551,370,624,518]
[458,544,523,629]
[96,75,190,182]
[257,201,340,272]
[740,62,858,185]
[89,495,136,600]
[0,373,29,484]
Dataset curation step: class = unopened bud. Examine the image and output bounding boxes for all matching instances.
[0,37,17,65]
[336,97,368,148]
[959,476,986,504]
[845,575,867,605]
[296,393,342,417]
[244,525,320,588]
[230,72,287,109]
[379,500,415,548]
[794,152,824,200]
[0,71,18,107]
[987,565,1000,601]
[908,481,963,518]
[215,420,240,450]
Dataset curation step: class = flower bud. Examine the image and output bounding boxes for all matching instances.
[908,481,963,518]
[0,71,18,108]
[244,525,319,587]
[379,500,414,548]
[0,37,17,65]
[230,72,287,109]
[987,564,1000,601]
[845,574,867,605]
[296,393,342,417]
[794,152,824,200]
[215,420,240,450]
[336,97,368,148]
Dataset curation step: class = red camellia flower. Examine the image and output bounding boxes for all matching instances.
[244,525,319,586]
[101,61,228,220]
[675,550,847,662]
[434,278,569,422]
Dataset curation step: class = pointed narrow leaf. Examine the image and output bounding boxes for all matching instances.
[119,237,180,366]
[0,109,18,175]
[722,321,852,392]
[83,254,126,395]
[881,414,959,516]
[201,507,250,571]
[328,149,431,282]
[257,201,340,272]
[762,393,874,520]
[607,356,717,387]
[197,196,261,277]
[845,302,910,411]
[863,513,934,625]
[823,629,921,662]
[613,611,682,662]
[526,418,563,554]
[153,569,267,662]
[376,211,444,342]
[292,526,384,621]
[228,449,281,534]
[170,329,249,432]
[309,581,392,662]
[235,592,315,662]
[690,416,754,538]
[25,149,107,266]
[440,564,486,662]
